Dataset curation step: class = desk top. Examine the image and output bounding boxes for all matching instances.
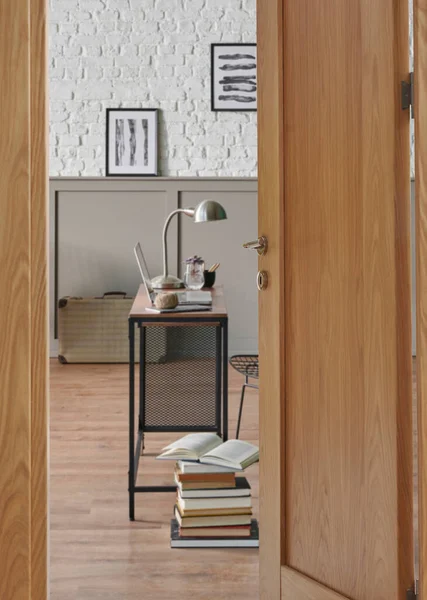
[129,284,228,319]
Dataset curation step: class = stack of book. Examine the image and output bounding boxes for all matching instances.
[157,433,259,548]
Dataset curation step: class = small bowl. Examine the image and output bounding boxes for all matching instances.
[203,270,216,288]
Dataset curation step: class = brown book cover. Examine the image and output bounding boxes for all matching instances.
[171,519,259,547]
[174,506,253,528]
[178,476,250,497]
[179,525,251,538]
[174,466,236,485]
[179,479,237,490]
[175,502,252,518]
[177,492,252,512]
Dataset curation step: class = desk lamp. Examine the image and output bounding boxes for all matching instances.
[151,199,227,289]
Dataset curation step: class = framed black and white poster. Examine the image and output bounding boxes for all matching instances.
[211,43,257,112]
[106,108,158,176]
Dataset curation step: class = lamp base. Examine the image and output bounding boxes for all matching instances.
[151,274,185,290]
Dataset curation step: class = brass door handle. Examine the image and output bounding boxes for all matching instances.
[243,235,268,255]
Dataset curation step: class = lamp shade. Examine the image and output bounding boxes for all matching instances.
[193,199,227,223]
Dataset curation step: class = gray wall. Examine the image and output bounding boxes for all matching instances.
[50,177,258,357]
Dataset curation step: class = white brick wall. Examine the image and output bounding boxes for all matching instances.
[49,0,258,177]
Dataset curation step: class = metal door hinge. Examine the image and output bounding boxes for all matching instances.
[401,72,414,118]
[407,580,419,600]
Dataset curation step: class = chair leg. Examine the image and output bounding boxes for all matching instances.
[236,384,247,439]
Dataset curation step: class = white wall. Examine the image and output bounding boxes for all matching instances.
[49,0,258,177]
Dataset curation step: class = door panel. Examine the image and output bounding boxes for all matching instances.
[415,0,427,597]
[258,0,413,598]
[283,0,412,596]
[281,567,350,600]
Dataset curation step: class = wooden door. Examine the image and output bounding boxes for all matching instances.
[415,0,427,598]
[0,0,48,598]
[257,0,414,599]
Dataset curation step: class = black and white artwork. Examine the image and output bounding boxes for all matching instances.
[211,44,257,111]
[106,108,158,176]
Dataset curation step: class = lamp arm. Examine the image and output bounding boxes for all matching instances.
[162,208,194,277]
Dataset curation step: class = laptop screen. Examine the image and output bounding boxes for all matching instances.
[134,242,154,297]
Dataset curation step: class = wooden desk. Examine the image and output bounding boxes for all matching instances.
[129,283,227,320]
[128,285,229,520]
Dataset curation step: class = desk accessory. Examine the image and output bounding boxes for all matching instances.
[154,292,178,309]
[151,200,227,290]
[203,270,216,288]
[208,263,220,273]
[184,256,205,290]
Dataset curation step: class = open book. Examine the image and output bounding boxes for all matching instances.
[156,432,259,471]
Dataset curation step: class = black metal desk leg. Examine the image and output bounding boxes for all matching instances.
[216,326,222,438]
[139,324,146,452]
[222,319,229,441]
[129,319,135,521]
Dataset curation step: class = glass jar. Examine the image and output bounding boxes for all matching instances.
[183,256,205,290]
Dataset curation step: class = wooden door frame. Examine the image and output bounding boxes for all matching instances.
[2,0,423,598]
[415,0,427,597]
[31,0,49,596]
[0,0,48,597]
[257,0,285,598]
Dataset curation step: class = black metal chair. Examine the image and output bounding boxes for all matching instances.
[229,355,259,438]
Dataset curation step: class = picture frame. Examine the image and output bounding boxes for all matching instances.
[105,108,158,177]
[210,43,257,112]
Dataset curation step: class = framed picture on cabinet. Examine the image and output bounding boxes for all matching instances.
[106,108,158,176]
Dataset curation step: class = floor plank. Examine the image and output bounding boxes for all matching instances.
[50,361,260,599]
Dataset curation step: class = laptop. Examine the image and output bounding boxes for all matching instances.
[133,243,212,311]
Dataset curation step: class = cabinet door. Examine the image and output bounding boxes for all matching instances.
[258,0,413,598]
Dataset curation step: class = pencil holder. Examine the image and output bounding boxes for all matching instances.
[203,270,216,288]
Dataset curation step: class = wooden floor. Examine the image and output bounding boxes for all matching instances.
[50,361,419,598]
[50,361,260,600]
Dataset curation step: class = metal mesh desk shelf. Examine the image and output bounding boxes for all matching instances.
[128,285,228,520]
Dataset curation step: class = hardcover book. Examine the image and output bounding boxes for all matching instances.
[157,432,259,471]
[170,518,259,548]
[174,505,252,528]
[177,477,250,499]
